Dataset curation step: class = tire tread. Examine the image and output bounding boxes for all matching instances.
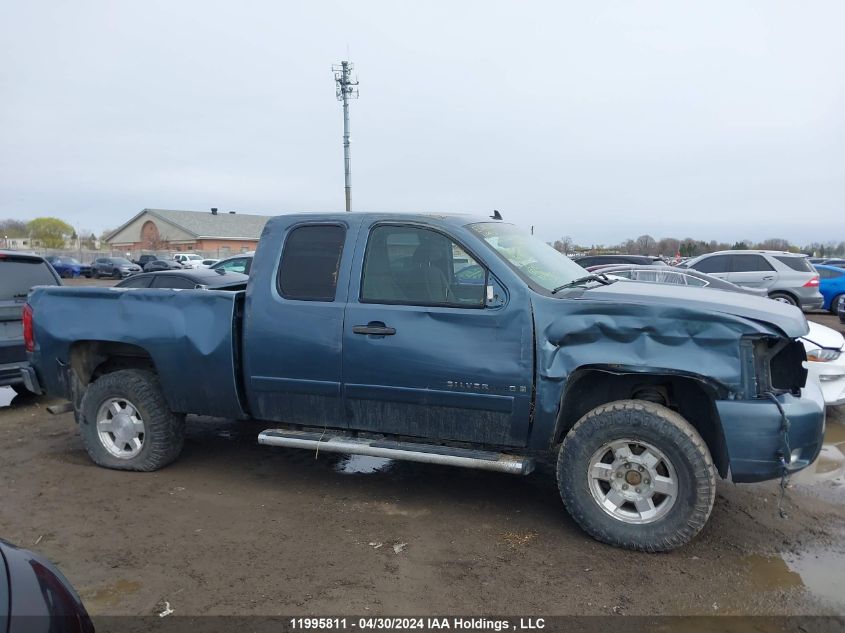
[79,369,185,471]
[557,399,716,552]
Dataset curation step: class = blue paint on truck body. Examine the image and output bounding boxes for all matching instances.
[27,213,824,483]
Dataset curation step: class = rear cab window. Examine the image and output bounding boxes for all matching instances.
[0,256,59,301]
[277,225,346,301]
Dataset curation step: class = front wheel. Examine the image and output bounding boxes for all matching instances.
[79,369,185,471]
[557,400,716,552]
[830,294,844,316]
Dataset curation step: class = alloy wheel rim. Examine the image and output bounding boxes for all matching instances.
[587,438,678,524]
[96,397,145,459]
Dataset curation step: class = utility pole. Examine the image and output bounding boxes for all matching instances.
[333,61,359,212]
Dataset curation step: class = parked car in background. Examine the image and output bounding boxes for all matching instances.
[133,254,159,268]
[603,261,842,408]
[143,258,185,272]
[92,257,142,278]
[199,258,219,268]
[173,253,204,268]
[210,253,254,275]
[572,254,666,270]
[814,264,845,315]
[44,255,82,278]
[115,268,250,290]
[1,251,60,394]
[0,539,94,633]
[681,251,822,310]
[595,265,769,297]
[822,258,845,268]
[78,261,93,278]
[801,321,845,407]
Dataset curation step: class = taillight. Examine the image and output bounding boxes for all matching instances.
[22,304,34,352]
[803,276,820,287]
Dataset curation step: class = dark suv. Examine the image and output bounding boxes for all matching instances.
[92,257,142,279]
[0,251,60,393]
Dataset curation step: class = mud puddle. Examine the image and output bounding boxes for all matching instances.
[335,454,393,474]
[783,548,845,608]
[743,546,845,610]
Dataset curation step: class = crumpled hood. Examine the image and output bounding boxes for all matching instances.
[576,280,809,339]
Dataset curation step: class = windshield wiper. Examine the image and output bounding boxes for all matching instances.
[551,274,613,294]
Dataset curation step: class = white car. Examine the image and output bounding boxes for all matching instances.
[801,321,845,407]
[173,253,204,269]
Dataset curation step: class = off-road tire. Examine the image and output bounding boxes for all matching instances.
[79,369,185,471]
[557,399,716,552]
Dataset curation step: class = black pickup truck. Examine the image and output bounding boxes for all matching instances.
[26,214,825,551]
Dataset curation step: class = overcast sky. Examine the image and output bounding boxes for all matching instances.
[1,1,843,245]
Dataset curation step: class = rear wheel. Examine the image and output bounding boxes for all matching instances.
[769,292,797,306]
[830,294,844,315]
[557,400,716,552]
[79,369,185,471]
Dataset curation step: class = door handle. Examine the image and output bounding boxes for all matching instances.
[762,276,775,281]
[353,323,396,336]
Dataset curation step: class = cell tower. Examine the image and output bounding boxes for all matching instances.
[333,61,359,212]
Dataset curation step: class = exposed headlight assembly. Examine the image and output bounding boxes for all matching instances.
[806,347,842,363]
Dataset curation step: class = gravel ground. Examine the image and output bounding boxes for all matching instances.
[1,294,843,617]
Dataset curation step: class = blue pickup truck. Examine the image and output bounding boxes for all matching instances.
[26,214,825,551]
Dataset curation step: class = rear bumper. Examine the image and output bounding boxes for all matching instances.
[799,296,824,311]
[716,382,826,483]
[0,362,42,393]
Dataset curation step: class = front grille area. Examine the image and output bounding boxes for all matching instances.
[770,340,808,395]
[750,337,808,397]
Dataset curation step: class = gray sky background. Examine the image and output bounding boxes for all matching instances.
[1,0,843,245]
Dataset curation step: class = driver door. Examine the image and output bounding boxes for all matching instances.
[341,222,534,447]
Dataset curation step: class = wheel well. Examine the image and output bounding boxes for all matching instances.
[69,341,157,387]
[768,289,797,303]
[554,369,730,478]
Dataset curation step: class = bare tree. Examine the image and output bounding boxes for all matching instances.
[635,234,656,256]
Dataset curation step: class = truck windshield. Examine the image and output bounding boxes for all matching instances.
[468,222,589,293]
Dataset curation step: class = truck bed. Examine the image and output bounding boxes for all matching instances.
[28,286,246,419]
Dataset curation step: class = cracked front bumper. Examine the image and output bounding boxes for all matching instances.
[716,382,826,483]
